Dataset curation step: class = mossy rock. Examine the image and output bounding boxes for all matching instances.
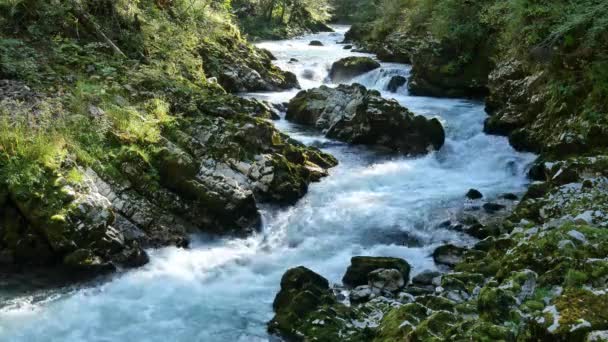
[433,244,467,267]
[449,320,514,342]
[409,310,458,341]
[477,286,517,323]
[63,248,115,273]
[269,266,340,341]
[374,302,429,341]
[329,57,381,83]
[342,256,411,288]
[416,295,457,311]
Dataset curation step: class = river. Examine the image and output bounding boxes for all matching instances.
[0,25,535,341]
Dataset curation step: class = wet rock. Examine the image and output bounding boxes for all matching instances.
[368,268,405,292]
[501,193,518,201]
[328,56,380,83]
[343,44,352,49]
[112,243,149,268]
[483,202,506,213]
[63,249,115,274]
[466,188,483,200]
[386,75,406,92]
[286,83,445,155]
[402,285,435,296]
[268,266,337,340]
[433,244,467,267]
[342,256,411,288]
[309,40,324,46]
[301,69,315,80]
[349,285,376,303]
[465,222,499,240]
[412,270,442,286]
[259,48,276,60]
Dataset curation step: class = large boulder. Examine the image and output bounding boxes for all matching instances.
[328,57,380,83]
[268,266,337,341]
[342,256,411,288]
[200,41,300,92]
[286,84,445,155]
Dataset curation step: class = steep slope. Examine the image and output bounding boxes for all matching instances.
[0,0,336,275]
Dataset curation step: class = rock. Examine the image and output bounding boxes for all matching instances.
[375,37,414,63]
[259,48,276,60]
[112,243,150,268]
[328,57,380,82]
[301,69,315,80]
[483,203,506,213]
[343,44,352,49]
[269,266,336,340]
[433,244,467,267]
[386,75,407,92]
[309,40,324,46]
[288,58,299,63]
[466,188,483,200]
[567,229,587,244]
[412,270,442,286]
[349,285,376,303]
[465,223,499,240]
[200,42,300,92]
[63,249,115,274]
[342,256,411,288]
[368,268,406,292]
[477,286,516,322]
[342,23,369,43]
[501,193,518,201]
[286,84,445,155]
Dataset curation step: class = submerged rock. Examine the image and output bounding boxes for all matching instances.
[286,83,445,154]
[466,188,483,200]
[328,56,380,82]
[309,40,324,46]
[386,75,407,92]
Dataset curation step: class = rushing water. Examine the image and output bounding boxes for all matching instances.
[0,26,536,341]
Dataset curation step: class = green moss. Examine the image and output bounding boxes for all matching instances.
[374,303,429,341]
[478,287,516,323]
[410,311,457,341]
[556,289,608,331]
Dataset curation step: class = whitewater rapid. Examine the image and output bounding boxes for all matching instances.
[0,26,536,341]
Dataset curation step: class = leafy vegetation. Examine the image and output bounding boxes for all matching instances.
[233,0,333,39]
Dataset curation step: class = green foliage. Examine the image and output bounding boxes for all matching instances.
[0,38,40,81]
[233,0,332,39]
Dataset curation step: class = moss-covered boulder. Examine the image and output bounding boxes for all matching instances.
[342,256,411,288]
[268,266,340,341]
[328,57,380,83]
[199,29,300,92]
[286,84,445,155]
